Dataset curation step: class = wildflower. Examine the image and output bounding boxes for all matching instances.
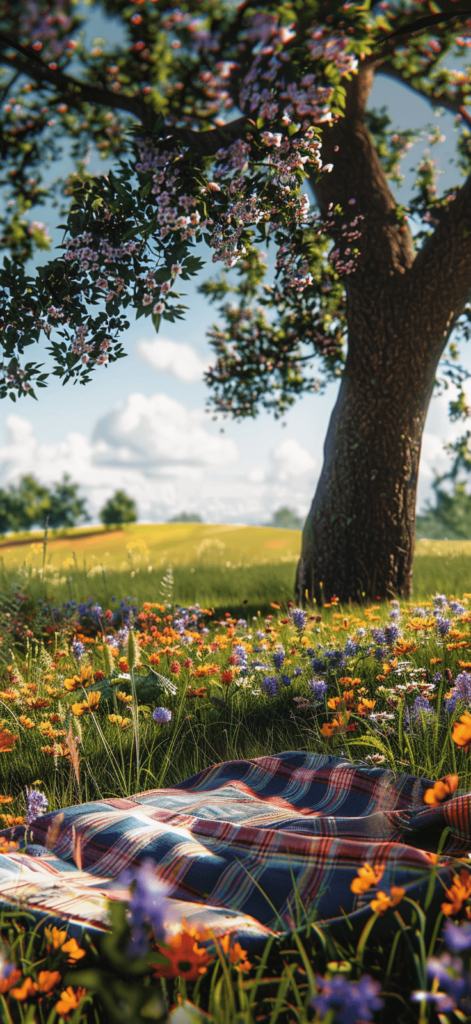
[0,729,18,752]
[108,714,132,730]
[120,858,170,956]
[423,775,459,807]
[154,922,215,980]
[63,666,93,691]
[309,678,328,699]
[452,712,471,753]
[118,658,129,673]
[187,686,207,698]
[72,640,85,661]
[19,716,35,729]
[71,691,101,716]
[442,869,471,916]
[0,967,21,994]
[281,674,292,686]
[55,986,87,1016]
[350,863,383,895]
[153,301,165,314]
[311,973,384,1023]
[0,795,13,804]
[273,649,285,669]
[117,691,132,704]
[443,920,471,951]
[291,608,307,631]
[152,707,172,723]
[221,669,233,684]
[25,787,48,826]
[216,934,251,972]
[344,638,358,656]
[357,698,376,716]
[11,975,37,1000]
[446,672,471,713]
[262,676,278,696]
[370,887,405,914]
[412,694,435,720]
[61,938,86,963]
[45,926,68,950]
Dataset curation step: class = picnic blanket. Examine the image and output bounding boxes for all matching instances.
[0,752,469,949]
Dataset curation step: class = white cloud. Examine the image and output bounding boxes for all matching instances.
[269,438,317,482]
[136,337,209,383]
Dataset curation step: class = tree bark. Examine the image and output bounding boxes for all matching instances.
[296,65,471,606]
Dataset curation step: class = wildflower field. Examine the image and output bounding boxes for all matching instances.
[2,539,471,1022]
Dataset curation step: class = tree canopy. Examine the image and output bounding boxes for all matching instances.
[0,0,469,434]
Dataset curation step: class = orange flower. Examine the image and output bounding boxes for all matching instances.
[24,697,50,710]
[216,934,252,972]
[452,712,471,753]
[19,716,36,729]
[11,975,37,1000]
[36,970,62,993]
[350,863,383,895]
[63,666,93,692]
[0,729,18,752]
[442,869,471,916]
[187,687,208,699]
[61,937,86,963]
[327,696,341,711]
[321,712,352,738]
[381,658,398,676]
[0,814,23,826]
[430,658,442,665]
[0,794,13,804]
[394,640,418,655]
[71,691,100,716]
[370,887,405,915]
[116,691,132,704]
[55,986,87,1016]
[357,698,376,716]
[0,837,19,854]
[154,924,215,980]
[0,968,21,994]
[118,658,129,673]
[149,653,160,665]
[45,926,67,950]
[423,775,459,807]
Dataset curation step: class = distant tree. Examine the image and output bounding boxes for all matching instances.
[47,474,89,531]
[10,475,50,531]
[100,490,138,527]
[167,512,203,523]
[269,507,303,531]
[416,478,471,540]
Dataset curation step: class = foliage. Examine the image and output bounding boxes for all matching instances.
[0,473,89,534]
[0,0,470,425]
[99,489,138,527]
[167,512,203,523]
[268,506,304,530]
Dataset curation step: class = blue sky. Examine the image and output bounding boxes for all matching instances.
[0,8,470,525]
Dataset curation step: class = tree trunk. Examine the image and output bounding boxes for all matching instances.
[295,65,471,606]
[295,334,439,606]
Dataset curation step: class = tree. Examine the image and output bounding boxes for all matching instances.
[416,477,471,540]
[47,473,89,530]
[100,491,138,526]
[3,3,471,601]
[10,475,50,531]
[269,507,303,530]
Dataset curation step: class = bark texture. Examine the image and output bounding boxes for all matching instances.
[296,65,471,605]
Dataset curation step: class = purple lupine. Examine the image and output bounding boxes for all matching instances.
[311,973,384,1024]
[309,679,328,700]
[281,674,292,686]
[120,858,170,955]
[437,618,452,636]
[445,671,471,714]
[262,676,278,696]
[412,695,435,720]
[384,623,400,646]
[72,640,85,661]
[311,658,326,672]
[450,601,466,615]
[434,594,449,609]
[25,787,49,827]
[374,647,386,661]
[444,921,471,952]
[291,608,307,631]
[371,628,386,645]
[153,707,172,724]
[273,649,285,669]
[344,638,358,656]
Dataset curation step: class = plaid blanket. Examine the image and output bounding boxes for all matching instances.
[0,752,468,947]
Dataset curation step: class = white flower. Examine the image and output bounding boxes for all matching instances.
[142,294,152,306]
[153,302,165,314]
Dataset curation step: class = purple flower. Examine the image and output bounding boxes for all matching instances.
[445,673,471,714]
[281,674,292,686]
[433,672,442,683]
[153,707,172,723]
[411,606,427,617]
[371,628,386,645]
[374,647,386,661]
[25,787,48,827]
[273,649,285,669]
[437,618,452,636]
[344,638,358,656]
[311,658,325,672]
[294,667,303,677]
[309,679,328,700]
[384,623,400,646]
[450,601,466,615]
[291,608,307,631]
[444,921,471,952]
[434,594,448,609]
[120,858,170,955]
[72,640,85,661]
[262,676,278,696]
[311,973,384,1024]
[412,695,435,721]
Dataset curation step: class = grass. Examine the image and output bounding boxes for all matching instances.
[1,532,471,1021]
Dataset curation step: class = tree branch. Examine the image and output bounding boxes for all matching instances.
[375,60,471,125]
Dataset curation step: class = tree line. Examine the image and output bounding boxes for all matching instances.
[0,476,137,533]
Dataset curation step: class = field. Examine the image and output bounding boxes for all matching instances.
[1,530,471,1022]
[0,522,471,618]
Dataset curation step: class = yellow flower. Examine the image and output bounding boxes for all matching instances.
[19,715,36,729]
[55,986,87,1016]
[71,691,100,716]
[116,691,132,704]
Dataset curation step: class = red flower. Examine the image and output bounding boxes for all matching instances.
[170,661,181,675]
[221,670,233,685]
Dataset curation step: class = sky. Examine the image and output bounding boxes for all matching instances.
[1,8,471,526]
